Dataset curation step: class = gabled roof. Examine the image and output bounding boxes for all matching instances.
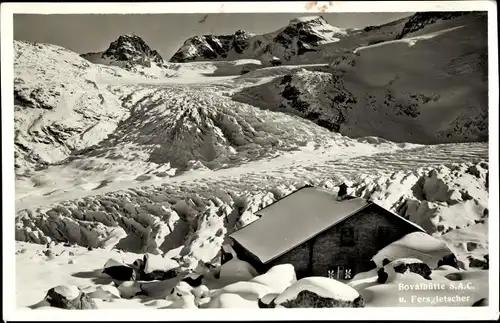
[229,186,425,264]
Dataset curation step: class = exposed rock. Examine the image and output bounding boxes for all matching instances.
[397,12,471,39]
[471,297,488,307]
[181,274,204,288]
[393,262,432,280]
[437,254,466,270]
[102,258,136,281]
[82,34,164,68]
[377,268,389,284]
[278,290,365,308]
[45,285,98,309]
[139,253,180,281]
[257,293,279,308]
[272,277,363,308]
[467,255,489,270]
[169,16,347,63]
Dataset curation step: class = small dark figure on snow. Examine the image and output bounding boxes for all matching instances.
[337,183,348,200]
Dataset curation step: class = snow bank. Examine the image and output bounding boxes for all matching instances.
[143,253,179,274]
[17,240,488,309]
[53,285,80,300]
[217,258,259,285]
[217,281,274,300]
[372,232,453,269]
[203,293,259,309]
[208,60,262,76]
[250,264,297,294]
[351,161,489,265]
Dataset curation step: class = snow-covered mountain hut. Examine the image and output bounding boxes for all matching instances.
[229,185,428,279]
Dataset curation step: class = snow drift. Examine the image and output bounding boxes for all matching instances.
[17,242,488,309]
[14,41,129,175]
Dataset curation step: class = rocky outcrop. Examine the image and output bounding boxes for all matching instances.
[397,11,472,39]
[169,16,347,63]
[170,32,252,63]
[81,34,165,68]
[234,13,487,144]
[44,285,98,310]
[270,277,364,308]
[278,290,365,308]
[393,262,432,280]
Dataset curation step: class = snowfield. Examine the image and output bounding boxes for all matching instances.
[233,13,487,144]
[12,11,490,311]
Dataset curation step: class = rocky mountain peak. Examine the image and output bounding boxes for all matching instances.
[287,15,328,26]
[271,16,347,59]
[168,16,348,63]
[101,33,164,66]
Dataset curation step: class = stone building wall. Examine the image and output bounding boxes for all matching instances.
[267,204,422,278]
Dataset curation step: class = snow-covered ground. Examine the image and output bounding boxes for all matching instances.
[15,236,489,309]
[11,11,491,311]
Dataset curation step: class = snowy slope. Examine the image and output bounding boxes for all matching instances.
[291,15,410,64]
[14,41,131,176]
[233,12,487,144]
[170,12,481,67]
[169,16,349,64]
[12,11,490,311]
[13,40,266,178]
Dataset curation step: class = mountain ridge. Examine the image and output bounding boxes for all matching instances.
[169,15,350,64]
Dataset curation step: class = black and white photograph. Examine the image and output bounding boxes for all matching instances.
[2,1,498,320]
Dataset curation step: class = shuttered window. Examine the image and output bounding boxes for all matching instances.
[340,227,355,246]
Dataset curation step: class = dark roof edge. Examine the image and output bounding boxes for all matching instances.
[370,202,426,233]
[231,238,264,264]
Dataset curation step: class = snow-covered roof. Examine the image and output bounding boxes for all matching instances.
[230,186,425,264]
[230,186,368,263]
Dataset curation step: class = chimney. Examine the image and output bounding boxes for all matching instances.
[337,183,348,201]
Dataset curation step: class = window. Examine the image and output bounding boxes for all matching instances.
[340,227,355,246]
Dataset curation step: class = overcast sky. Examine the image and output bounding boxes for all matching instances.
[14,13,412,60]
